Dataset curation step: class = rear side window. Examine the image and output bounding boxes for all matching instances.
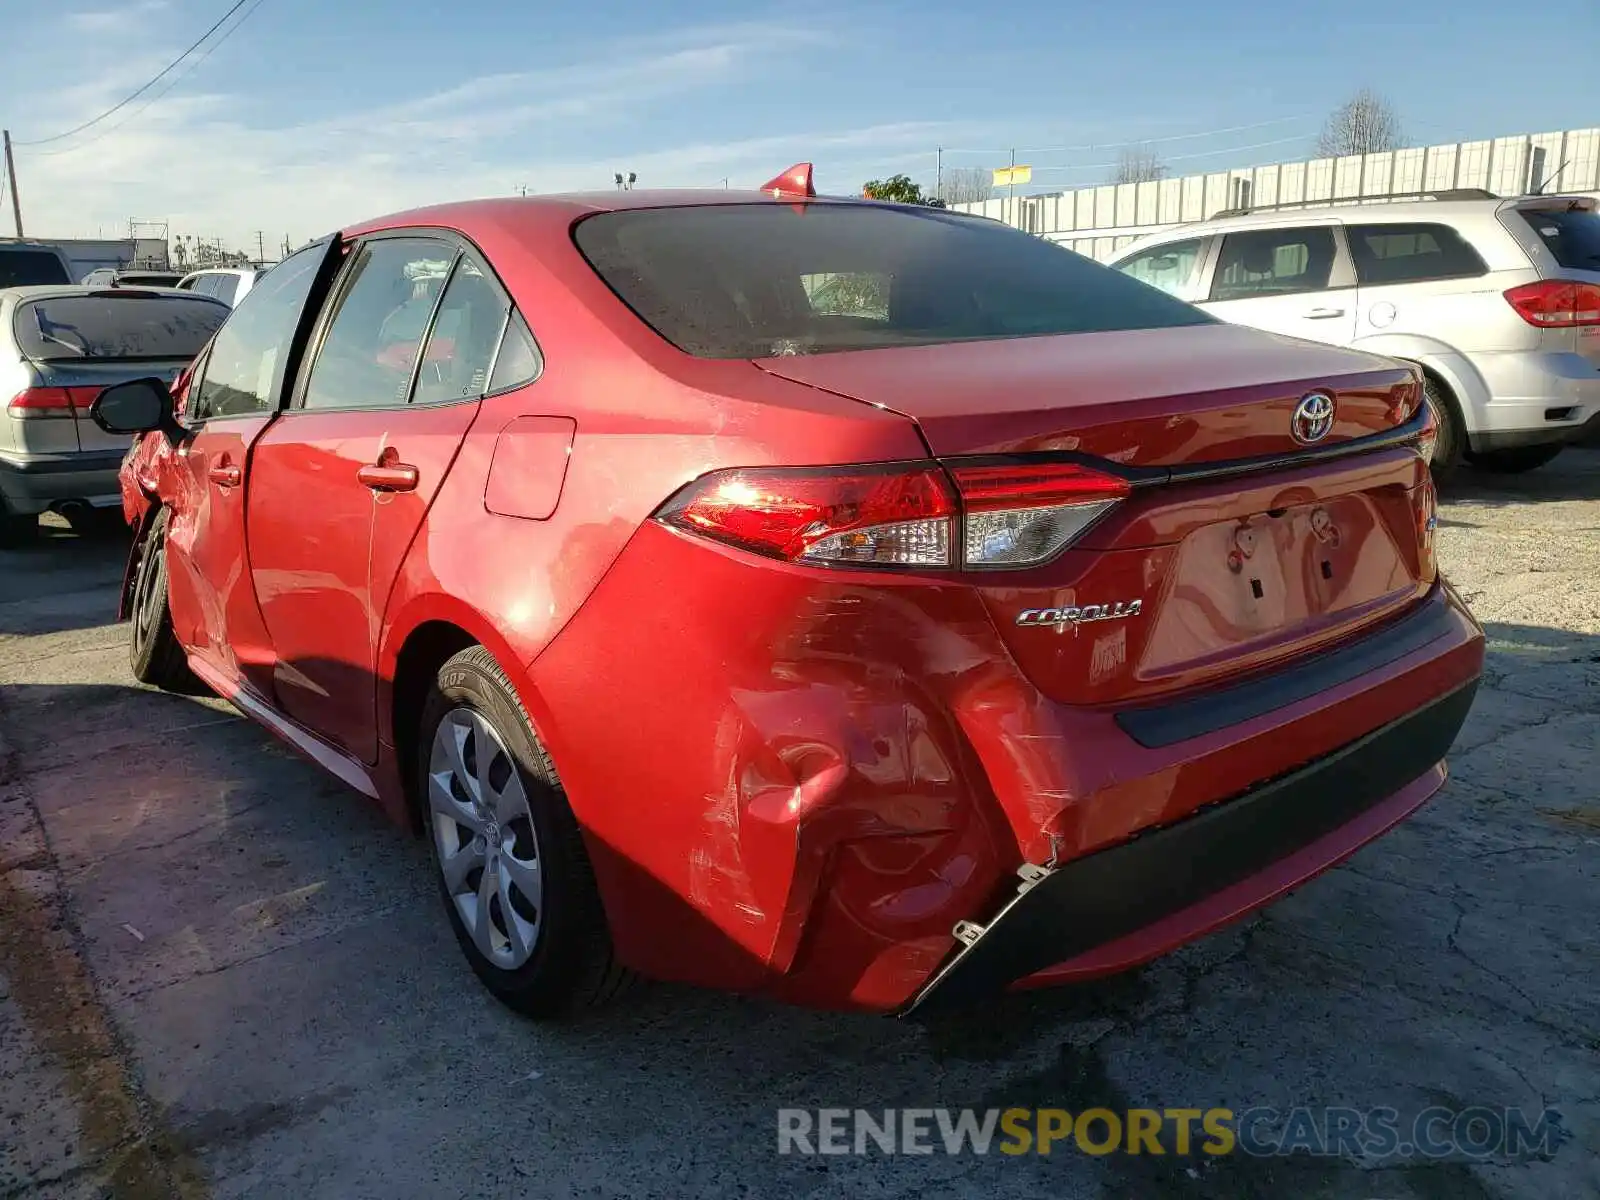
[489,310,542,392]
[1517,207,1600,272]
[412,254,509,405]
[1115,238,1205,297]
[572,204,1213,359]
[1210,227,1336,301]
[0,249,70,287]
[1347,223,1487,285]
[211,274,241,305]
[12,295,227,361]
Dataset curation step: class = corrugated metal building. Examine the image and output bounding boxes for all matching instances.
[953,127,1600,262]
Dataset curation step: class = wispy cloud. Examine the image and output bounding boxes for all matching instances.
[65,0,168,34]
[6,18,982,246]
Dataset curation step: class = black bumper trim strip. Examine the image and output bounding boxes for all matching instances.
[902,680,1478,1016]
[1114,589,1456,750]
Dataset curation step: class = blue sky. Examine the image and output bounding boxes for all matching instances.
[1,0,1597,249]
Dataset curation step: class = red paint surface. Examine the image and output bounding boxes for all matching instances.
[117,189,1485,1013]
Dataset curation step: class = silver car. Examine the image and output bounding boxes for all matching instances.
[0,285,228,542]
[175,267,267,308]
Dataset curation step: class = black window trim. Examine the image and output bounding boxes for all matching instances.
[1344,220,1489,286]
[1205,222,1355,302]
[185,233,344,427]
[286,225,538,415]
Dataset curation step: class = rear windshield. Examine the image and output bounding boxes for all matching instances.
[13,294,228,361]
[0,249,71,288]
[117,272,185,287]
[573,203,1215,358]
[1517,206,1600,271]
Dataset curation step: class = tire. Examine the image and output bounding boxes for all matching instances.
[127,510,196,691]
[1421,374,1466,484]
[1464,444,1564,474]
[418,646,633,1017]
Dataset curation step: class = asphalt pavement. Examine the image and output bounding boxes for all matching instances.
[1,453,1597,1200]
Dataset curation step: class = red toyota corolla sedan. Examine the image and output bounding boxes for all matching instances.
[93,167,1484,1017]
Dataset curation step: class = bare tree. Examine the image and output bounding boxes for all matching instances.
[1316,88,1404,157]
[938,167,993,205]
[1112,146,1168,185]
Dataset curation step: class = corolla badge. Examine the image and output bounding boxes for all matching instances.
[1291,391,1336,445]
[1016,600,1143,627]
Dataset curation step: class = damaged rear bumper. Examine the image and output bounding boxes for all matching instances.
[900,679,1479,1016]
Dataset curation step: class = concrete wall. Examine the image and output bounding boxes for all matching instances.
[956,127,1600,262]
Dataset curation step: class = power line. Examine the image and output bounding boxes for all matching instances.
[16,0,256,146]
[24,0,268,158]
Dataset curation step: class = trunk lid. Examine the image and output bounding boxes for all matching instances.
[754,323,1418,465]
[26,358,192,452]
[758,324,1433,709]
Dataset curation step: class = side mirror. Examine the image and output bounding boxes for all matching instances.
[90,378,185,445]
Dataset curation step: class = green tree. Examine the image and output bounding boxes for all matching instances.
[861,174,946,207]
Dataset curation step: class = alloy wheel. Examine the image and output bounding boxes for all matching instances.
[428,707,544,969]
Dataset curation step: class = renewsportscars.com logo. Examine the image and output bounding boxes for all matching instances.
[777,1106,1570,1160]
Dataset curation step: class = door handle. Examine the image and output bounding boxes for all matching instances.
[357,462,420,493]
[1302,307,1346,319]
[208,461,241,487]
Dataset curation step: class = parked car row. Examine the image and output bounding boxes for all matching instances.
[77,167,1483,1019]
[1108,191,1600,479]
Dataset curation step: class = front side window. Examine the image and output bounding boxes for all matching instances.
[573,203,1213,359]
[412,254,509,406]
[301,238,454,411]
[190,240,327,420]
[1347,223,1487,285]
[1115,238,1204,297]
[1210,227,1336,301]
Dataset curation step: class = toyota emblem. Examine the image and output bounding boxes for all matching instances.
[1291,391,1336,445]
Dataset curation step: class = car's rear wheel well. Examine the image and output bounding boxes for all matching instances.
[392,621,479,835]
[1407,362,1466,478]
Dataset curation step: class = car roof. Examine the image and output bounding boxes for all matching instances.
[1116,193,1600,252]
[340,189,914,240]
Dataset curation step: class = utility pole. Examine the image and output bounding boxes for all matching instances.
[255,230,265,265]
[935,146,943,205]
[1008,147,1017,226]
[2,130,22,237]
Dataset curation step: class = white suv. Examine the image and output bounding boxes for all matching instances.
[1108,192,1600,478]
[175,267,265,308]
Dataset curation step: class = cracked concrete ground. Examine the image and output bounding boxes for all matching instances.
[0,452,1596,1200]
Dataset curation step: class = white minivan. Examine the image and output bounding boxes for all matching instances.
[1108,193,1600,478]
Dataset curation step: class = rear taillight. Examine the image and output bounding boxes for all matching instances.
[655,460,1130,570]
[1415,400,1439,466]
[6,387,95,419]
[1503,280,1600,328]
[947,463,1130,567]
